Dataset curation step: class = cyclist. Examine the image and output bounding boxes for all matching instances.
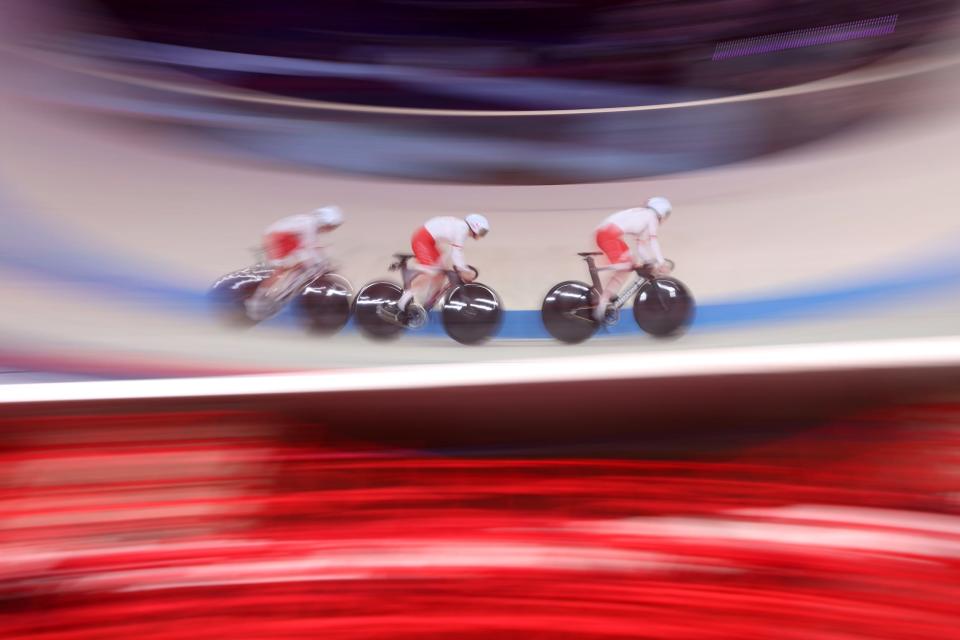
[593,197,672,323]
[381,214,490,324]
[245,206,344,321]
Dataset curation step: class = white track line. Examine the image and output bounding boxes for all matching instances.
[5,43,960,117]
[2,335,960,404]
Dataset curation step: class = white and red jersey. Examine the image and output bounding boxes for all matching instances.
[424,216,471,270]
[596,207,665,265]
[263,213,329,268]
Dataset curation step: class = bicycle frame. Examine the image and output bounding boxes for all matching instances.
[582,254,651,312]
[393,256,470,311]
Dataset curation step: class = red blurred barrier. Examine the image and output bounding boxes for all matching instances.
[0,406,958,638]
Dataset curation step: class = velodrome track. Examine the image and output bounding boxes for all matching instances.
[1,34,960,382]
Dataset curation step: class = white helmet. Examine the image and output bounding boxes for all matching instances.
[313,205,344,228]
[646,196,672,220]
[465,213,490,238]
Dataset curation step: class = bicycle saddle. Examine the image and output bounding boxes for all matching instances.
[389,253,415,272]
[577,251,604,257]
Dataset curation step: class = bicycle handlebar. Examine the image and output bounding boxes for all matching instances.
[578,251,675,273]
[388,255,477,276]
[447,265,480,284]
[636,259,676,276]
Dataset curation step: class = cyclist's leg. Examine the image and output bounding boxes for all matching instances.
[299,246,330,278]
[399,227,442,311]
[595,226,632,321]
[266,248,316,298]
[595,270,631,321]
[398,269,443,310]
[397,271,418,311]
[245,232,303,319]
[417,270,447,307]
[259,232,299,283]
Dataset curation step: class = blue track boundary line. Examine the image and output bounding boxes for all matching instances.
[3,192,960,340]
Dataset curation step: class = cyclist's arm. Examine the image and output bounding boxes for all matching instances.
[449,224,469,271]
[298,219,329,267]
[646,236,665,265]
[449,244,468,271]
[633,237,653,264]
[638,216,665,265]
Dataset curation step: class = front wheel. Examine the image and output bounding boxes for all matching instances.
[297,273,353,335]
[541,280,598,344]
[442,283,503,345]
[633,278,695,338]
[353,281,404,340]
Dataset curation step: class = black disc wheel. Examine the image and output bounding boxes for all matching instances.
[441,283,503,345]
[297,273,353,335]
[541,280,599,344]
[633,278,695,338]
[208,266,273,327]
[353,281,404,340]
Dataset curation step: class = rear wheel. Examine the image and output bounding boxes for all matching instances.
[633,278,695,338]
[442,283,503,345]
[208,266,272,327]
[297,273,353,335]
[353,281,405,340]
[541,280,598,344]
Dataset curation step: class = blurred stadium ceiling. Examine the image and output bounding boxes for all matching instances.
[8,0,958,182]
[88,0,957,99]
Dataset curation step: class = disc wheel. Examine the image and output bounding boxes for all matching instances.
[541,280,599,344]
[297,273,353,335]
[633,278,695,338]
[353,281,405,340]
[208,266,273,327]
[442,283,503,345]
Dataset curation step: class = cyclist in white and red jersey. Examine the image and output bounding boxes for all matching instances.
[593,197,672,322]
[245,206,344,320]
[387,214,490,321]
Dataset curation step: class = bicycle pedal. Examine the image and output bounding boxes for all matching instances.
[404,304,428,329]
[376,302,402,325]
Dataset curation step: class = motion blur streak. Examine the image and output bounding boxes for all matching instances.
[14,36,960,116]
[713,15,900,61]
[0,406,959,638]
[6,336,960,404]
